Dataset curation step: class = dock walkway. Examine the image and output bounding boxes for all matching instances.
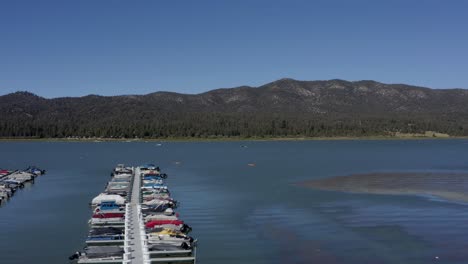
[124,167,149,264]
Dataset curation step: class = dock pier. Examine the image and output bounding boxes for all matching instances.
[124,167,150,263]
[75,164,196,264]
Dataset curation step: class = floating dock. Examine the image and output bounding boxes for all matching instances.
[0,166,46,204]
[71,164,196,264]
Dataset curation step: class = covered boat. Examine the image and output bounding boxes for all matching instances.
[140,164,159,171]
[147,224,192,234]
[25,166,46,176]
[91,193,125,207]
[69,246,124,262]
[92,212,125,219]
[143,178,164,184]
[143,173,167,180]
[142,184,167,190]
[141,204,173,214]
[142,198,177,208]
[86,234,124,241]
[94,201,124,213]
[145,219,184,229]
[148,231,194,245]
[148,242,192,251]
[89,227,124,236]
[144,208,179,221]
[89,217,124,225]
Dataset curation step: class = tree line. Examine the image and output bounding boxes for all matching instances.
[0,112,466,139]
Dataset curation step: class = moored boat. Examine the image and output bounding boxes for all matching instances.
[91,193,125,208]
[69,246,124,263]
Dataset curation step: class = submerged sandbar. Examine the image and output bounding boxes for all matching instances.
[300,172,468,203]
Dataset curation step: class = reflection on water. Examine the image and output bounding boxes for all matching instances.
[0,140,468,264]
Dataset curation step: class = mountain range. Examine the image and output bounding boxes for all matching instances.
[1,79,467,138]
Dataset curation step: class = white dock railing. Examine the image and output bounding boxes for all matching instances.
[138,204,151,264]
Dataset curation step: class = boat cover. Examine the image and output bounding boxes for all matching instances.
[146,220,184,228]
[84,246,124,258]
[89,227,123,236]
[87,235,124,241]
[110,178,130,182]
[93,212,125,219]
[141,204,172,213]
[148,244,189,251]
[91,194,125,205]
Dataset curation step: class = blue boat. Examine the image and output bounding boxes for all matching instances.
[87,234,124,241]
[140,164,159,170]
[143,183,166,188]
[143,175,164,181]
[94,201,124,213]
[25,166,46,176]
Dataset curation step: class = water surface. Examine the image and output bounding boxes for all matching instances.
[1,139,468,264]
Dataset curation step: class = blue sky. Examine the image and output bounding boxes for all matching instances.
[1,0,467,98]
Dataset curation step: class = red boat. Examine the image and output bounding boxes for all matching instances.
[145,219,184,228]
[92,212,125,219]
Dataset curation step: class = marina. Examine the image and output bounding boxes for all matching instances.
[3,140,468,264]
[70,164,197,264]
[0,166,46,204]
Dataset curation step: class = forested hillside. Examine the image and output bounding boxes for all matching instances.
[1,79,467,139]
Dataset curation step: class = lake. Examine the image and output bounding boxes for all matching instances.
[1,139,468,264]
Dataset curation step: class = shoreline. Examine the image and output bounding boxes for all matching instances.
[0,135,466,143]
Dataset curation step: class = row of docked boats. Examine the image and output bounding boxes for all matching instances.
[70,164,197,264]
[70,164,133,263]
[0,166,46,203]
[137,165,197,262]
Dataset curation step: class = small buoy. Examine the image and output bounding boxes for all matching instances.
[247,163,256,167]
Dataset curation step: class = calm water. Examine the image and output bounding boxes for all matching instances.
[1,140,468,264]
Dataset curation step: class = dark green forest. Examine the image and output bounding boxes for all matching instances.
[1,112,466,139]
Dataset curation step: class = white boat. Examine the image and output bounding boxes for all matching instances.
[147,230,193,245]
[142,198,176,207]
[70,246,124,263]
[143,179,164,185]
[114,164,132,173]
[144,208,178,221]
[112,173,132,179]
[89,217,125,225]
[144,214,179,222]
[147,224,190,233]
[91,193,125,207]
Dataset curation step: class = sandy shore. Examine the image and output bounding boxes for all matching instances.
[299,172,468,203]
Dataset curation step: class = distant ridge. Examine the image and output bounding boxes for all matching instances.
[1,79,467,138]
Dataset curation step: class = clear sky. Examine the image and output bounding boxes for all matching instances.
[1,0,467,98]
